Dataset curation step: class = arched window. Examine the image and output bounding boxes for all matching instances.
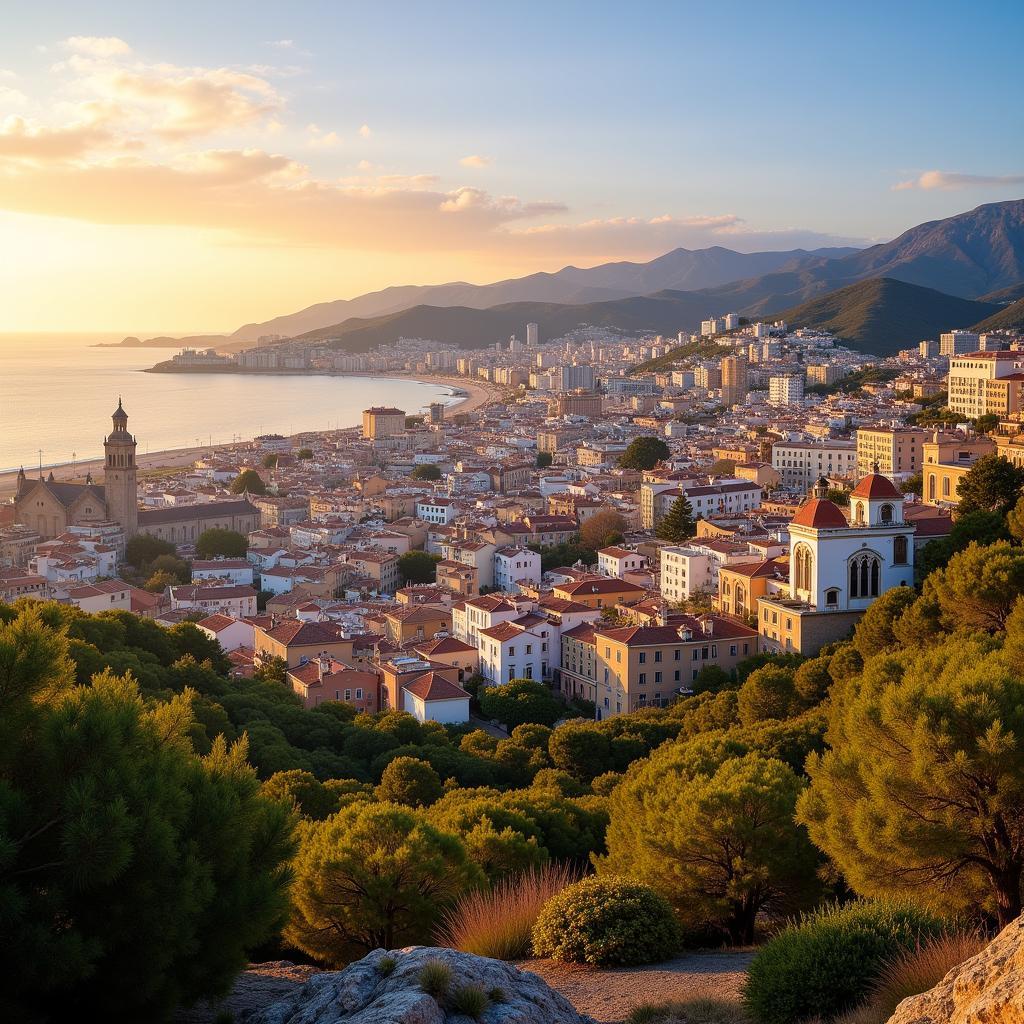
[854,502,864,524]
[850,553,881,599]
[850,559,859,597]
[880,503,894,524]
[894,535,908,564]
[928,475,936,500]
[871,559,880,595]
[825,588,839,607]
[794,544,814,592]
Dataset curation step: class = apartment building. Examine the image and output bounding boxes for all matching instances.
[947,351,1024,419]
[940,330,979,357]
[362,406,406,440]
[922,433,996,506]
[855,427,931,481]
[641,478,762,530]
[768,373,805,407]
[771,440,858,491]
[660,541,747,603]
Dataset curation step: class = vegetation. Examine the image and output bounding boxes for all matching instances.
[536,451,553,468]
[579,508,627,549]
[417,958,452,998]
[955,453,1024,515]
[230,468,266,495]
[438,863,581,960]
[397,550,442,584]
[196,527,248,559]
[125,533,176,571]
[411,463,442,481]
[285,803,483,965]
[618,435,670,470]
[448,983,489,1020]
[0,608,294,1021]
[532,875,682,966]
[656,494,697,544]
[629,1000,748,1024]
[742,900,945,1024]
[478,678,565,729]
[532,538,597,572]
[296,447,314,459]
[376,755,444,807]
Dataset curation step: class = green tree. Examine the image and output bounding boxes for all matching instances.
[974,413,1000,434]
[230,468,266,495]
[579,509,627,550]
[397,550,442,585]
[710,458,735,476]
[124,533,175,571]
[195,528,248,559]
[929,540,1024,630]
[144,569,178,593]
[296,447,314,459]
[955,453,1024,514]
[618,435,670,471]
[376,756,443,807]
[479,679,564,730]
[799,634,1024,926]
[150,553,191,582]
[656,494,696,543]
[0,608,295,1019]
[851,586,917,659]
[261,452,279,470]
[549,722,613,782]
[285,802,482,964]
[737,665,799,726]
[411,463,442,481]
[536,451,553,469]
[1008,493,1024,542]
[600,743,816,943]
[261,769,342,820]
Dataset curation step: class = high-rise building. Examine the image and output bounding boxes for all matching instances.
[940,330,979,357]
[526,322,539,346]
[947,351,1024,418]
[855,427,931,480]
[919,339,939,359]
[724,313,741,330]
[768,373,805,407]
[720,355,749,407]
[362,407,406,440]
[428,402,445,424]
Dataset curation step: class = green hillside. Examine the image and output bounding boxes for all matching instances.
[973,296,1024,332]
[776,277,999,355]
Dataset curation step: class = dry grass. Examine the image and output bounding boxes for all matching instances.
[628,998,749,1024]
[436,862,582,960]
[832,930,988,1024]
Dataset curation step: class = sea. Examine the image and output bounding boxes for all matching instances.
[0,334,461,473]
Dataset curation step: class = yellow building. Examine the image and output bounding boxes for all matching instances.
[922,434,996,506]
[856,427,931,480]
[362,406,406,440]
[254,620,355,669]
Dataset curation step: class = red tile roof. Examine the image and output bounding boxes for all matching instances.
[791,498,848,529]
[850,474,903,500]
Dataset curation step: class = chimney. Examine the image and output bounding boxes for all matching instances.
[703,617,714,636]
[318,654,331,680]
[656,602,668,627]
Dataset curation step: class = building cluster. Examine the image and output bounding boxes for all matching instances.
[5,311,1024,725]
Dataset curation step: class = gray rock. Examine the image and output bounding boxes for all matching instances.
[245,947,594,1024]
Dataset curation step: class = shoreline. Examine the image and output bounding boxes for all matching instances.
[0,374,498,501]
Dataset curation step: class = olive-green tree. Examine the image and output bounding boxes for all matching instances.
[375,756,444,807]
[929,541,1024,631]
[656,495,696,543]
[285,803,482,964]
[618,435,670,470]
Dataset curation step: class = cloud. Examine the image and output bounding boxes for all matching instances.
[459,154,491,168]
[0,115,112,160]
[308,124,341,149]
[268,39,295,49]
[893,170,1024,191]
[0,86,26,106]
[62,36,131,57]
[358,123,371,138]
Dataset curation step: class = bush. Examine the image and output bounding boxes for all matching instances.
[531,875,681,966]
[630,1000,749,1024]
[742,900,946,1024]
[377,955,397,977]
[479,679,564,730]
[438,862,581,960]
[418,959,451,999]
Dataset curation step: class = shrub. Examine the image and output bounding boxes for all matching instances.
[833,930,988,1024]
[418,959,452,999]
[377,955,397,977]
[742,900,946,1024]
[630,1000,748,1024]
[437,862,581,960]
[487,986,506,1004]
[531,875,681,966]
[448,983,490,1019]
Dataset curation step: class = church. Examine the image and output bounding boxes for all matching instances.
[756,469,915,655]
[15,400,260,547]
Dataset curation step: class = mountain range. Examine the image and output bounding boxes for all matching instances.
[147,199,1024,357]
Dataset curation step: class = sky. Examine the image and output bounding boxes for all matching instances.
[1,0,1022,334]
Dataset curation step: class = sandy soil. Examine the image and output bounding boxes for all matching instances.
[0,375,496,500]
[518,951,754,1023]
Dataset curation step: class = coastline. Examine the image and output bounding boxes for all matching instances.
[0,374,498,501]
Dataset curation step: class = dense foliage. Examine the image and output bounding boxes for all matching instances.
[230,468,266,494]
[398,550,442,584]
[742,900,945,1024]
[656,494,696,543]
[618,435,670,470]
[531,876,681,966]
[0,609,294,1021]
[195,527,248,558]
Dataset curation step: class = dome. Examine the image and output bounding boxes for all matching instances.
[851,472,903,500]
[791,497,848,529]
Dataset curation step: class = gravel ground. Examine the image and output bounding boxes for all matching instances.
[517,951,754,1024]
[175,961,320,1023]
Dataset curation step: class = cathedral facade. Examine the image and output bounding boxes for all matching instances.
[15,401,260,546]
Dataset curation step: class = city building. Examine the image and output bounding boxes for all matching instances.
[720,355,749,408]
[855,427,931,481]
[947,352,1024,419]
[362,406,406,440]
[921,433,996,506]
[940,330,980,357]
[768,373,805,407]
[771,440,858,491]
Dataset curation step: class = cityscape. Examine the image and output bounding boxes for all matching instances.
[3,4,1024,1024]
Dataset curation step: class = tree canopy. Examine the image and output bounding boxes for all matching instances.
[618,435,670,470]
[195,527,248,559]
[230,468,267,495]
[397,550,441,585]
[579,508,627,550]
[656,494,697,544]
[956,453,1024,515]
[411,463,442,481]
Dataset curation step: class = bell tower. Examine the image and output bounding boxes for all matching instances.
[104,397,138,536]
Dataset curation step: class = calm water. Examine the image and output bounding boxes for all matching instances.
[0,334,459,472]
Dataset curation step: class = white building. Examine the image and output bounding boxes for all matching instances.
[526,322,539,346]
[478,617,554,685]
[771,440,858,491]
[947,350,1024,419]
[769,373,805,407]
[598,546,647,579]
[641,479,762,530]
[191,558,255,586]
[660,542,746,603]
[494,546,541,593]
[169,583,258,618]
[416,496,459,525]
[196,613,256,652]
[402,672,471,724]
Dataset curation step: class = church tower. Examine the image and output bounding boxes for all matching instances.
[104,398,138,536]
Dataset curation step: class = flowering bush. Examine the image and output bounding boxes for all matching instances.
[531,875,681,966]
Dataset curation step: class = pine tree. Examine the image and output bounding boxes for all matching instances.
[656,494,696,543]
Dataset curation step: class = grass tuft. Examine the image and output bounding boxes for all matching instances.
[417,959,452,999]
[437,862,581,960]
[628,998,749,1024]
[376,954,396,977]
[448,983,490,1020]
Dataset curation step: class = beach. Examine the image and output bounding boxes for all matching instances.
[0,374,498,500]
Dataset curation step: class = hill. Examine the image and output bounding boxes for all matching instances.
[775,277,999,354]
[979,281,1024,304]
[231,245,856,342]
[973,296,1024,332]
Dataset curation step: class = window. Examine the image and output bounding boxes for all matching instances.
[638,652,646,664]
[655,671,662,683]
[344,689,351,701]
[894,535,908,564]
[880,503,894,524]
[825,588,839,607]
[850,553,881,598]
[639,673,646,685]
[654,650,662,663]
[355,688,363,700]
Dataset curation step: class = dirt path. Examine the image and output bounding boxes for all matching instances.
[518,951,753,1023]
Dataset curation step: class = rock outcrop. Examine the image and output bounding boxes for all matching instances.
[886,917,1024,1024]
[245,946,595,1024]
